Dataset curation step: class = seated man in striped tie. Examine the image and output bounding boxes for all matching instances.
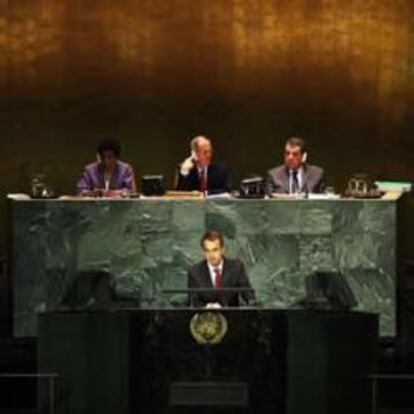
[187,231,256,307]
[265,136,325,194]
[175,135,231,194]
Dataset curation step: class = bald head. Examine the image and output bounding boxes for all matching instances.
[191,135,212,167]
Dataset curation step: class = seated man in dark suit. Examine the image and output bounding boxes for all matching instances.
[175,136,231,194]
[265,137,325,194]
[187,231,255,307]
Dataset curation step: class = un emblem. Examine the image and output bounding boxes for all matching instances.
[190,311,228,345]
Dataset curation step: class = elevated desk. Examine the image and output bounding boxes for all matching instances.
[38,308,378,414]
[9,195,399,336]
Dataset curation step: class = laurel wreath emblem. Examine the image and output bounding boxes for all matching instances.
[190,311,228,345]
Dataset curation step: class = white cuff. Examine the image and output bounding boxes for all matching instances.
[180,166,191,176]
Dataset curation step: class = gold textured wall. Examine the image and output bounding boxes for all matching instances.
[1,0,414,251]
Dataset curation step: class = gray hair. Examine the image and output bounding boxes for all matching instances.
[191,135,211,151]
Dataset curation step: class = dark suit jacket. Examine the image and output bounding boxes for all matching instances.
[265,164,325,194]
[176,161,231,193]
[187,258,255,307]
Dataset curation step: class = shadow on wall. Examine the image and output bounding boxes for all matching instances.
[60,271,140,310]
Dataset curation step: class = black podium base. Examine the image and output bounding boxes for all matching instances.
[38,308,378,414]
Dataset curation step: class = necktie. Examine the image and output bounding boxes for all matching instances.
[199,168,207,192]
[291,170,299,193]
[214,267,222,289]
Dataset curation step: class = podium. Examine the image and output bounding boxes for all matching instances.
[38,309,378,414]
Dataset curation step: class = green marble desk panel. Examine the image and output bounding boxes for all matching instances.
[10,197,397,337]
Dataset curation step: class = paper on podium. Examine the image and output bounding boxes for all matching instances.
[307,193,341,200]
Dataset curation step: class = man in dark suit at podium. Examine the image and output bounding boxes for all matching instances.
[187,231,255,307]
[265,136,326,194]
[175,136,231,193]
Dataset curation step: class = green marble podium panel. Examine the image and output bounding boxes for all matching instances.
[10,197,397,337]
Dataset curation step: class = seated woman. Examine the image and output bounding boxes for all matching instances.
[77,139,136,197]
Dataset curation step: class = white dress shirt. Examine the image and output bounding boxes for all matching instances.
[289,166,304,193]
[198,166,207,181]
[207,260,224,286]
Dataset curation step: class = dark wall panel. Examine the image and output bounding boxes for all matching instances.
[1,1,414,253]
